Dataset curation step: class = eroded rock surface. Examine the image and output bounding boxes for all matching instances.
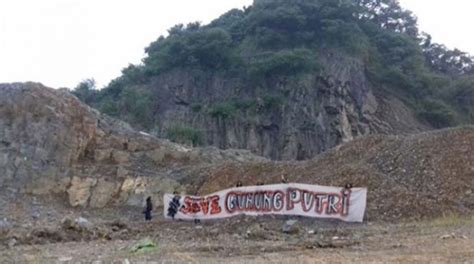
[0,83,265,208]
[1,83,472,221]
[145,53,429,160]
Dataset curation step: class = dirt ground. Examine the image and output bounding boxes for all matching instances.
[1,195,473,264]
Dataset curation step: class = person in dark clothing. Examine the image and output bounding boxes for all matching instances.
[167,194,181,219]
[236,181,243,187]
[143,196,153,221]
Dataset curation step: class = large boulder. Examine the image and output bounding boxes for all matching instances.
[67,177,98,207]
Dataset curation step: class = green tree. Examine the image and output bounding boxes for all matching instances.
[72,78,97,105]
[144,27,234,74]
[119,87,154,130]
[73,0,473,134]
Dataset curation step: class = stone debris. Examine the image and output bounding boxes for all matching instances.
[282,220,300,234]
[440,233,468,240]
[7,238,17,248]
[196,126,474,220]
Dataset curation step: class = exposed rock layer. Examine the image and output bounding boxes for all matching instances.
[0,83,264,208]
[149,54,429,160]
[1,83,472,221]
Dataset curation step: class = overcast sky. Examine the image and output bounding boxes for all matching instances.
[1,0,473,89]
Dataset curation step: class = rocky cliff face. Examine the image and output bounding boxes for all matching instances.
[149,53,429,160]
[0,83,264,208]
[1,83,471,220]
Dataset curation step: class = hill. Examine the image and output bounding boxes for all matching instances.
[1,83,472,221]
[73,0,474,160]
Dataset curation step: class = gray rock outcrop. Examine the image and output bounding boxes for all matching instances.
[147,53,429,160]
[0,83,264,208]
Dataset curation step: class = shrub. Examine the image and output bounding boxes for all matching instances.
[120,87,153,130]
[248,48,319,82]
[231,98,257,111]
[446,78,474,122]
[191,103,202,113]
[417,100,458,128]
[72,79,98,105]
[99,99,119,117]
[208,102,237,119]
[262,95,284,108]
[167,125,203,146]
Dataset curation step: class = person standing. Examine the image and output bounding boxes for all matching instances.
[143,196,153,221]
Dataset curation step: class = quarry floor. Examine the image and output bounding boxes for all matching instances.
[1,196,473,264]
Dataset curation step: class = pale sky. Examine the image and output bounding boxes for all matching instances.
[0,0,473,89]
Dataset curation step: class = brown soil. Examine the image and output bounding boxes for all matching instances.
[0,194,473,263]
[191,127,474,221]
[1,208,473,263]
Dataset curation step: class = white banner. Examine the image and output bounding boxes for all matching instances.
[164,183,367,222]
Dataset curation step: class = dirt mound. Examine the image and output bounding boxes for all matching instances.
[193,127,474,220]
